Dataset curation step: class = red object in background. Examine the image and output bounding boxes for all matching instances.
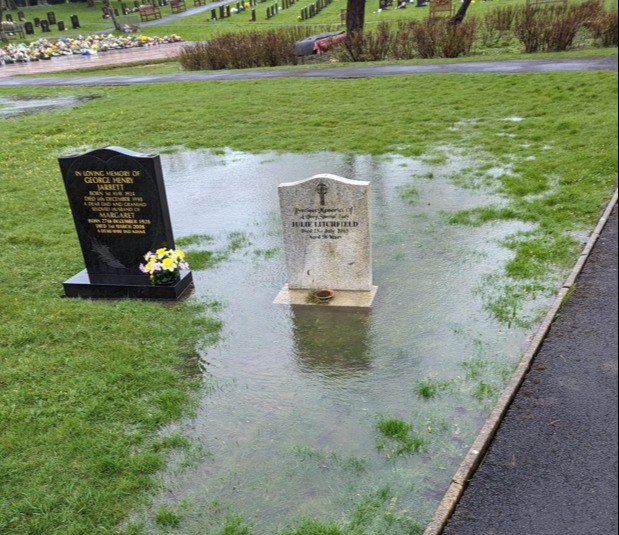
[313,32,347,54]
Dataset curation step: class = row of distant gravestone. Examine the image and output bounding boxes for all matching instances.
[206,0,270,22]
[59,147,375,305]
[4,11,81,35]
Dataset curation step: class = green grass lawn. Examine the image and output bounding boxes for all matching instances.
[0,23,617,535]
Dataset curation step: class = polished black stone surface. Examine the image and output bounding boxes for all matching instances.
[59,146,191,300]
[63,269,193,300]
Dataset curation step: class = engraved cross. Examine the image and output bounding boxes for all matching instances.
[316,182,329,206]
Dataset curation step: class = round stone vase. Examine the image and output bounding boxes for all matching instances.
[312,288,335,303]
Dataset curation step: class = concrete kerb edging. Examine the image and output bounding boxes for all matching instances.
[423,188,619,535]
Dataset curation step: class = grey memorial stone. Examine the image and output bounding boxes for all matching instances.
[275,173,377,307]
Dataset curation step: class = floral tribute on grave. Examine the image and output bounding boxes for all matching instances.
[0,33,182,64]
[140,248,190,286]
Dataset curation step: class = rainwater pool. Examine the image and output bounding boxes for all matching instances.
[129,149,542,534]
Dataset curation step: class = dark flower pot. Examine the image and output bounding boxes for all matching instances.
[312,288,335,303]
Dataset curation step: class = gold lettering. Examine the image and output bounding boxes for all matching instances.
[84,176,109,184]
[97,184,125,191]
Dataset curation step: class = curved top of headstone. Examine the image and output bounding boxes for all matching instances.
[279,173,369,189]
[61,146,157,160]
[278,172,372,291]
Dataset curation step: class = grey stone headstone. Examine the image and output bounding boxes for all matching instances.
[278,173,372,292]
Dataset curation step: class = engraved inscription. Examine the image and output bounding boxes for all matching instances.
[76,169,151,235]
[291,207,357,240]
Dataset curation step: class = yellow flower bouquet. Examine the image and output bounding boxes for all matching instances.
[139,248,189,285]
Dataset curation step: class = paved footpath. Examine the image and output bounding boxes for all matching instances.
[0,49,616,85]
[436,196,618,535]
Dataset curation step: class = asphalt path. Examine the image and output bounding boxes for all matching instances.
[0,54,616,86]
[438,197,618,535]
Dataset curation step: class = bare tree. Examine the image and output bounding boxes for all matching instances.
[102,0,121,30]
[346,0,365,35]
[1,0,18,25]
[449,0,473,24]
[1,0,18,9]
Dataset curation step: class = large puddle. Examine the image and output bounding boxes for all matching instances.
[0,94,95,117]
[130,149,540,533]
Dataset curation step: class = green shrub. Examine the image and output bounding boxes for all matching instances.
[178,26,326,70]
[589,6,619,47]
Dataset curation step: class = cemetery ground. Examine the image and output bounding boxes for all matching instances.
[1,46,618,535]
[1,0,618,72]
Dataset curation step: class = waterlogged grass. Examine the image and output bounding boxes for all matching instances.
[0,67,616,533]
[155,504,181,528]
[175,231,253,269]
[277,487,425,534]
[414,378,451,399]
[414,349,517,407]
[376,416,429,456]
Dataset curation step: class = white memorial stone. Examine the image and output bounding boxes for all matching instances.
[275,174,377,307]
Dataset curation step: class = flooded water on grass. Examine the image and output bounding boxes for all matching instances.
[0,94,96,117]
[131,149,541,533]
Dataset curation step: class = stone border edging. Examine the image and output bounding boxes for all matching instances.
[423,187,619,535]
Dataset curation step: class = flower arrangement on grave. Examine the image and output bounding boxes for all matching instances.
[139,248,189,285]
[1,34,183,65]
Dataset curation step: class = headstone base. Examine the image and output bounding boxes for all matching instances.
[273,284,378,308]
[63,269,193,300]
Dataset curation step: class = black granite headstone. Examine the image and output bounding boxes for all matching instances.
[47,11,56,24]
[24,20,34,34]
[5,14,13,22]
[59,146,193,300]
[57,20,65,31]
[40,19,50,32]
[71,14,80,28]
[34,16,40,26]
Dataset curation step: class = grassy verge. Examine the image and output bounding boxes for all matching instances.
[0,68,616,533]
